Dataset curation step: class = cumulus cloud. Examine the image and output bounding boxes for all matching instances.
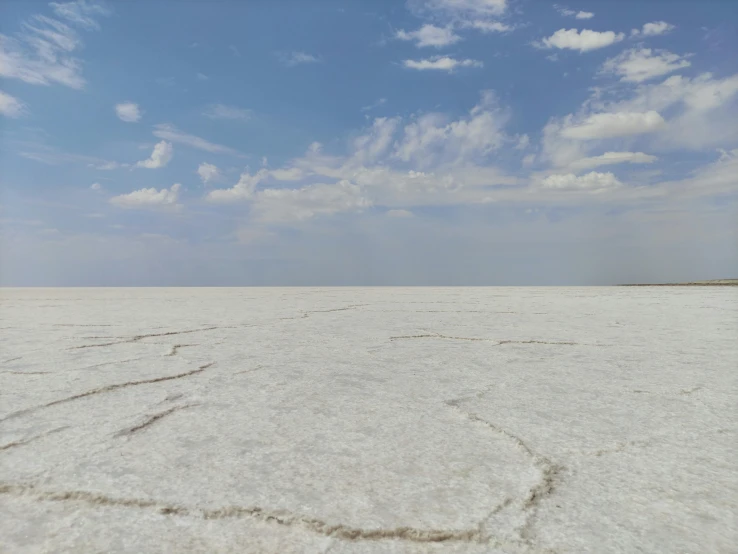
[561,111,666,140]
[135,140,173,169]
[541,171,622,190]
[396,24,461,48]
[576,11,594,20]
[460,20,510,32]
[270,167,305,181]
[197,162,220,184]
[402,56,483,71]
[153,123,240,155]
[252,180,371,224]
[202,104,251,121]
[90,182,101,190]
[115,102,141,122]
[206,169,269,203]
[394,90,508,166]
[601,48,691,83]
[611,73,738,113]
[568,151,658,171]
[541,28,624,52]
[0,90,26,117]
[110,183,181,208]
[632,21,674,37]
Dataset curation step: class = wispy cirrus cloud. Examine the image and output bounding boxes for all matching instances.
[0,0,110,89]
[203,103,251,121]
[278,51,320,66]
[152,123,241,155]
[0,90,27,117]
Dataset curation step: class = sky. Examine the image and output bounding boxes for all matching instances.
[1,0,737,286]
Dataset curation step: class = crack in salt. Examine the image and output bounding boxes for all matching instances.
[443,395,564,548]
[0,483,514,545]
[390,333,578,346]
[0,427,68,451]
[114,404,199,437]
[69,327,221,350]
[0,363,215,423]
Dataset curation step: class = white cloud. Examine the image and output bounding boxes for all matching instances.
[197,162,220,185]
[386,209,414,217]
[110,183,181,208]
[352,117,400,165]
[206,169,269,203]
[568,152,658,171]
[614,73,738,113]
[402,56,483,71]
[361,98,387,112]
[279,51,320,66]
[544,72,738,161]
[394,91,508,166]
[561,111,666,140]
[541,28,625,52]
[252,180,371,223]
[409,0,509,35]
[460,19,510,32]
[90,182,101,191]
[396,24,461,48]
[115,102,141,122]
[416,0,507,19]
[50,1,110,30]
[135,140,173,169]
[632,21,674,37]
[152,124,240,155]
[541,171,622,190]
[601,48,691,83]
[0,3,108,89]
[0,90,26,117]
[203,104,251,121]
[270,168,305,181]
[555,6,594,19]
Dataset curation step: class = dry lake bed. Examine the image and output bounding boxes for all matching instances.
[1,287,736,553]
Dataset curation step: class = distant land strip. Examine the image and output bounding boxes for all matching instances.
[620,279,738,287]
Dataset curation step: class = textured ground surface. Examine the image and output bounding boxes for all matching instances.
[1,287,736,554]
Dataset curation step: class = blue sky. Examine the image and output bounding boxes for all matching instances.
[1,0,737,285]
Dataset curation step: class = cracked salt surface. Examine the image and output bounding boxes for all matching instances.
[1,287,736,553]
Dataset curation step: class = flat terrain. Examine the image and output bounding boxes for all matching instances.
[621,279,738,286]
[1,287,736,553]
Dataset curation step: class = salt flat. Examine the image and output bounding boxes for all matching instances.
[1,287,736,554]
